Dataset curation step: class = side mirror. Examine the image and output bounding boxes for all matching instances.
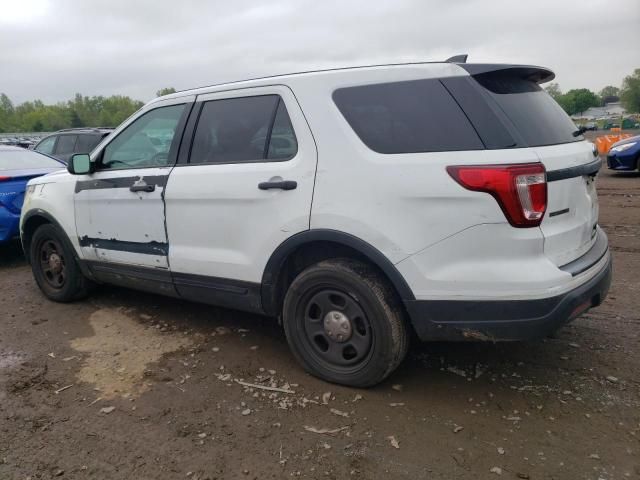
[68,153,93,175]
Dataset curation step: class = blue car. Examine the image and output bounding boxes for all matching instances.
[0,146,65,243]
[606,135,640,171]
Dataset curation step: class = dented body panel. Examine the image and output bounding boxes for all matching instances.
[73,166,172,268]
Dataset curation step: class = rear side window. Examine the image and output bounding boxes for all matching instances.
[473,72,581,147]
[333,79,484,154]
[440,76,517,150]
[267,100,298,160]
[75,134,103,153]
[190,95,297,164]
[55,135,77,154]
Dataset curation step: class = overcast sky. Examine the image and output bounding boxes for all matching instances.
[1,0,638,104]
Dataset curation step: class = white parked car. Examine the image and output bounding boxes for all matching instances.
[20,59,611,387]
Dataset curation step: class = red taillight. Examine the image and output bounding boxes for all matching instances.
[447,163,547,227]
[0,176,10,182]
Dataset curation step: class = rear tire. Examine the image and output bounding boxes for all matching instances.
[282,258,409,387]
[29,223,91,302]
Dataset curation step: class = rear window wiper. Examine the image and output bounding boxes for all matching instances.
[573,126,588,137]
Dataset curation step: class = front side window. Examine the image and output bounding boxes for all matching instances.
[101,104,185,170]
[190,95,297,164]
[35,135,56,154]
[55,135,78,155]
[333,79,484,154]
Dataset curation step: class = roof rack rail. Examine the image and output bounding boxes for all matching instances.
[56,127,114,133]
[446,54,468,63]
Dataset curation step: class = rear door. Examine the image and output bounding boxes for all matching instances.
[164,86,317,295]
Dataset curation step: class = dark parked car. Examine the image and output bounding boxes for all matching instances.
[33,128,113,163]
[0,146,65,243]
[607,135,640,171]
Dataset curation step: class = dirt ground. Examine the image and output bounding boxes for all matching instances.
[1,163,639,480]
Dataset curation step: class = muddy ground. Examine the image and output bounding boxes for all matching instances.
[1,165,639,480]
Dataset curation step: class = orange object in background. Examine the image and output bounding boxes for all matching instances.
[595,133,633,155]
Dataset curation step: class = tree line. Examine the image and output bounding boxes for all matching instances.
[0,88,177,134]
[545,68,640,116]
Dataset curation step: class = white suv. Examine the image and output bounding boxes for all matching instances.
[20,59,611,387]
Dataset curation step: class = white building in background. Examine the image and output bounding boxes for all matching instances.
[572,102,626,120]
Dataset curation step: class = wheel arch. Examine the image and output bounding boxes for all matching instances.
[260,229,415,316]
[21,210,89,277]
[21,210,60,262]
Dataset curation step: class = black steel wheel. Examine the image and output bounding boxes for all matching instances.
[37,237,67,290]
[283,258,408,387]
[29,223,91,302]
[301,288,374,371]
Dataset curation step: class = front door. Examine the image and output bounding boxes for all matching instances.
[74,99,192,269]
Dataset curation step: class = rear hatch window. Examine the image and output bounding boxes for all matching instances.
[472,72,583,147]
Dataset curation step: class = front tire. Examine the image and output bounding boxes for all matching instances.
[282,258,409,387]
[29,223,91,302]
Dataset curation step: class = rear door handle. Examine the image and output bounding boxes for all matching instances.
[258,180,297,191]
[130,183,155,193]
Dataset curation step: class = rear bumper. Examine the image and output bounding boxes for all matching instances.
[404,252,612,342]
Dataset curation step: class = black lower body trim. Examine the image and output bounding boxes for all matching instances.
[172,271,263,314]
[86,261,179,297]
[81,261,264,314]
[78,236,169,256]
[404,254,612,341]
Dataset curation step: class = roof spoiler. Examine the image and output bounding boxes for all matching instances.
[459,64,555,84]
[446,54,468,63]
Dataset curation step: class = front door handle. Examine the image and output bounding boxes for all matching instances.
[258,180,297,191]
[130,183,155,193]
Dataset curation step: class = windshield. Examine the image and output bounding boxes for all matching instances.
[0,150,63,171]
[473,72,582,147]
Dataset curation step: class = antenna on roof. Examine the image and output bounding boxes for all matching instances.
[446,54,468,63]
